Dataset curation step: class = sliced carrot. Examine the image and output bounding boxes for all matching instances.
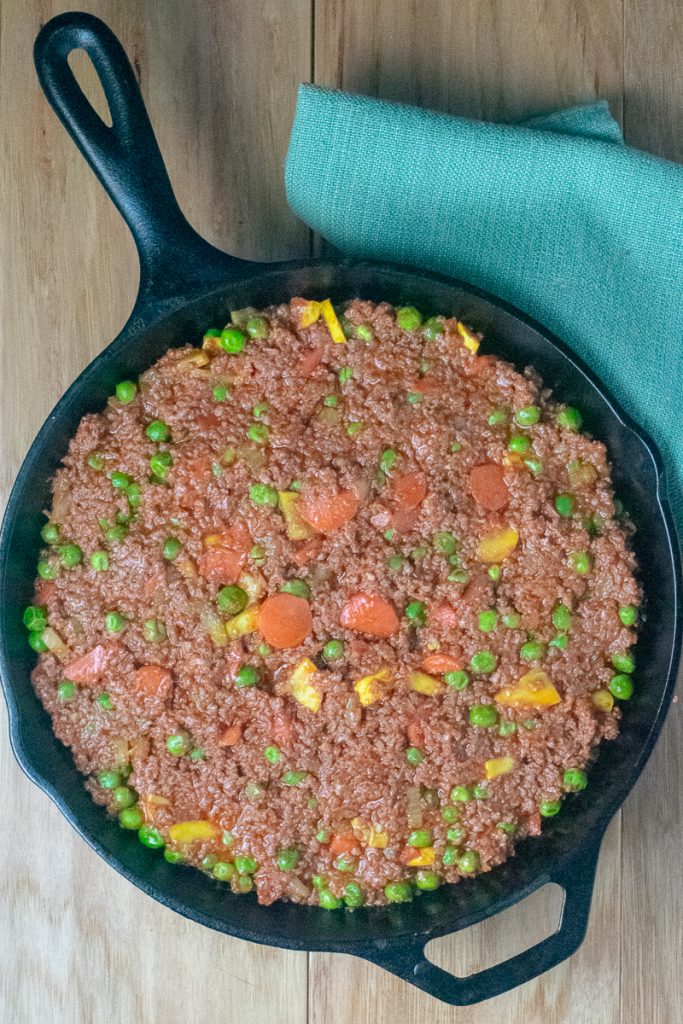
[291,536,323,566]
[299,487,359,533]
[329,833,359,857]
[134,664,173,699]
[391,472,428,511]
[219,723,243,746]
[421,651,464,674]
[258,592,313,649]
[468,463,510,511]
[340,592,399,637]
[297,343,325,376]
[197,522,251,584]
[65,644,114,684]
[429,601,458,630]
[406,721,425,747]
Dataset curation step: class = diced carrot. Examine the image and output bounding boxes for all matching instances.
[64,644,114,684]
[463,354,497,377]
[297,343,325,376]
[258,592,313,649]
[35,580,57,603]
[291,536,323,566]
[411,376,441,396]
[219,723,243,746]
[421,651,463,674]
[340,592,399,637]
[399,846,417,865]
[299,488,359,533]
[197,522,251,584]
[391,472,428,511]
[468,463,510,511]
[134,664,173,699]
[407,721,425,747]
[429,601,458,630]
[329,834,359,857]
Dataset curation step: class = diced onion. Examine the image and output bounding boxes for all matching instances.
[406,785,423,829]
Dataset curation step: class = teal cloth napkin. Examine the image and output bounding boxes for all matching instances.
[285,86,683,529]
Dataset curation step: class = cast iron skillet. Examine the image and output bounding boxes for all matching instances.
[1,12,680,1006]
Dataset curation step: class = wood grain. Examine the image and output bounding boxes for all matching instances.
[2,0,682,1022]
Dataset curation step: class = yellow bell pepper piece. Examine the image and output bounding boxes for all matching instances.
[409,671,445,696]
[168,820,221,844]
[351,818,389,848]
[503,452,525,469]
[484,756,516,780]
[288,657,322,713]
[225,605,260,639]
[354,668,393,707]
[407,846,436,867]
[477,527,519,564]
[456,321,480,354]
[320,298,347,344]
[495,669,561,708]
[591,688,614,712]
[299,300,322,328]
[278,490,314,540]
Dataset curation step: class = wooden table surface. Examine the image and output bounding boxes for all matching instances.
[2,2,681,1022]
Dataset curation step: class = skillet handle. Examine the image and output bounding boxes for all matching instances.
[33,12,249,307]
[362,837,603,1006]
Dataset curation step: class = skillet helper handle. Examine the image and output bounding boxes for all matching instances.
[364,838,603,1006]
[33,12,247,304]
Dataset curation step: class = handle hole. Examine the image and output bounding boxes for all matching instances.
[67,49,113,128]
[424,882,563,977]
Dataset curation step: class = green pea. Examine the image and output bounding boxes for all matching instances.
[125,484,141,510]
[150,451,173,478]
[433,531,457,555]
[508,434,531,453]
[104,525,127,545]
[28,631,47,653]
[450,441,462,453]
[146,420,171,443]
[338,367,353,386]
[248,423,270,445]
[281,579,311,600]
[496,822,518,834]
[520,640,545,662]
[166,733,191,756]
[138,826,164,850]
[276,848,300,871]
[396,306,422,331]
[415,870,441,891]
[379,448,398,474]
[472,785,490,800]
[406,392,422,405]
[222,831,235,847]
[405,600,427,626]
[220,327,246,354]
[469,704,498,728]
[90,551,109,571]
[569,550,592,575]
[498,721,517,737]
[487,408,507,426]
[503,611,522,629]
[422,317,444,340]
[611,651,635,673]
[109,470,131,490]
[524,457,544,477]
[334,853,356,873]
[445,670,469,691]
[322,639,345,663]
[87,453,105,471]
[119,806,144,830]
[323,395,338,408]
[216,584,248,615]
[563,768,588,791]
[406,747,424,766]
[441,805,459,824]
[23,605,48,631]
[212,384,229,402]
[56,679,77,701]
[554,493,576,517]
[478,610,498,633]
[618,605,638,626]
[41,522,61,545]
[315,829,330,844]
[235,874,253,893]
[410,546,429,561]
[201,854,217,871]
[556,407,582,432]
[59,544,83,569]
[162,536,182,561]
[514,405,540,427]
[37,560,57,580]
[319,889,342,910]
[537,799,561,818]
[246,316,269,339]
[115,380,137,404]
[523,718,537,730]
[112,786,136,810]
[250,544,267,563]
[235,855,258,875]
[104,611,125,634]
[450,785,471,802]
[346,420,364,436]
[469,650,497,674]
[143,619,167,643]
[458,850,480,874]
[449,568,469,583]
[249,482,279,507]
[281,770,307,787]
[213,861,235,881]
[96,692,114,711]
[235,664,260,688]
[407,829,432,848]
[356,324,374,343]
[190,747,205,762]
[488,565,502,582]
[552,604,572,631]
[264,745,281,765]
[344,881,365,907]
[442,846,459,866]
[550,634,569,649]
[609,674,634,700]
[97,770,121,789]
[385,880,413,903]
[164,849,184,864]
[387,555,405,571]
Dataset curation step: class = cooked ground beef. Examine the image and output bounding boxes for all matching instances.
[27,299,639,907]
